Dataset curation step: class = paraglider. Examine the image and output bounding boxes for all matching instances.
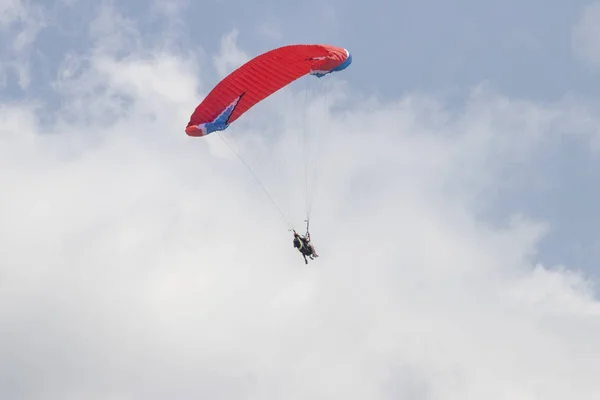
[293,230,319,264]
[185,43,352,262]
[185,44,352,136]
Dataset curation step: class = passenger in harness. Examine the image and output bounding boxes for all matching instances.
[293,230,319,264]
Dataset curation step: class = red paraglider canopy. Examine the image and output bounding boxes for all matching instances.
[185,44,352,137]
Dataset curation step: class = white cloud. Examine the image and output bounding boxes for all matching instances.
[573,1,600,69]
[3,8,600,400]
[213,29,250,78]
[0,0,46,89]
[0,0,23,28]
[88,3,141,56]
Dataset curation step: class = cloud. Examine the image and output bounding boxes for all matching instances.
[2,8,600,400]
[572,0,600,69]
[0,0,47,89]
[88,3,142,57]
[213,29,249,78]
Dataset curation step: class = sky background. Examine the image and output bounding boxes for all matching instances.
[3,0,600,398]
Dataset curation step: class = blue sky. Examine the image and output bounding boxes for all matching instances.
[5,0,599,98]
[3,0,600,398]
[5,0,600,272]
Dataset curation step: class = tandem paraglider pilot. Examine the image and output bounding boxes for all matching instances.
[293,231,319,264]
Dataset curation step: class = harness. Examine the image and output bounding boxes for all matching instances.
[294,235,311,255]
